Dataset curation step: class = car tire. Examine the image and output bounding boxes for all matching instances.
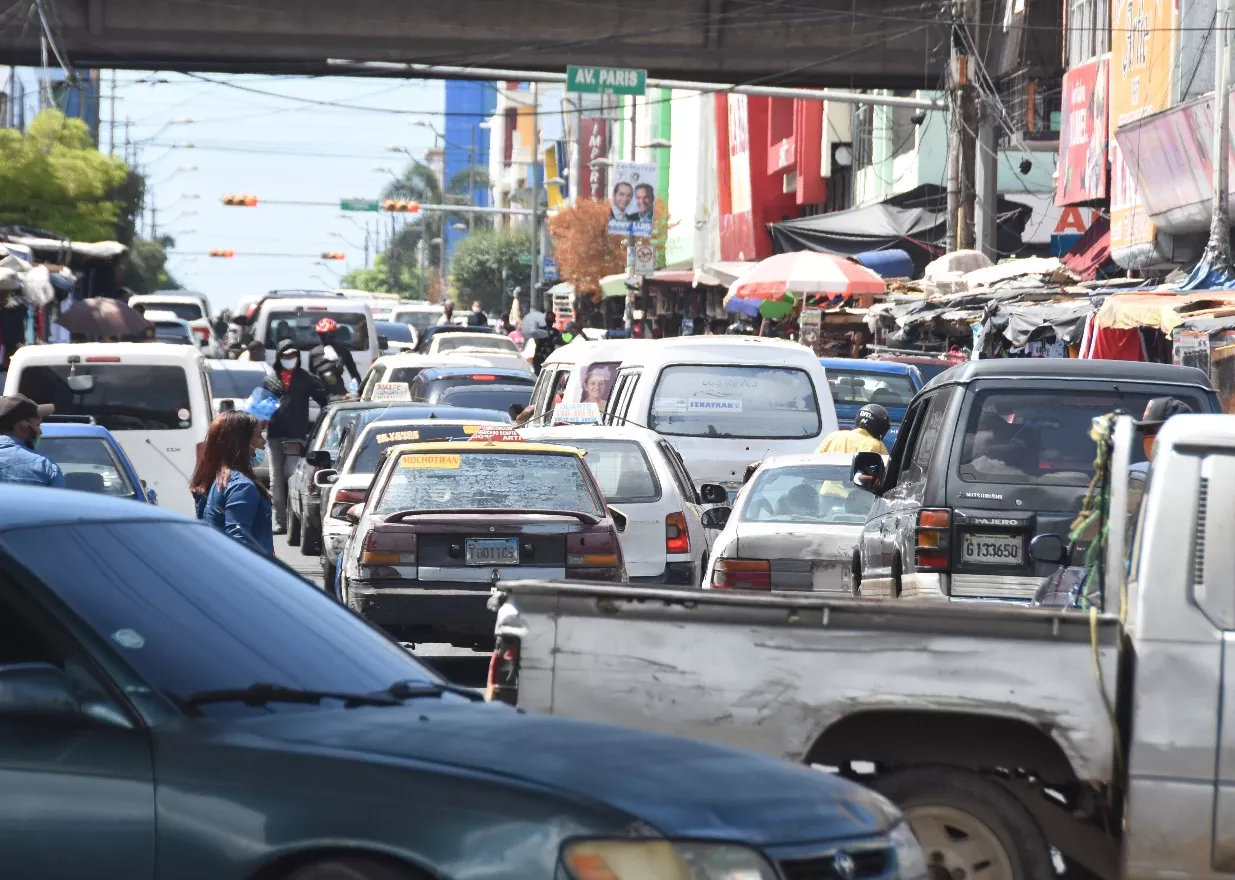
[301,518,321,556]
[850,549,862,596]
[872,767,1053,880]
[891,554,903,599]
[283,856,422,880]
[287,500,301,546]
[322,558,337,593]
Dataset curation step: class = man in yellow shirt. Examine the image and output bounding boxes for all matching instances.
[817,404,891,456]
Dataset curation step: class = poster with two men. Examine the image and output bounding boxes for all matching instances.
[607,161,658,236]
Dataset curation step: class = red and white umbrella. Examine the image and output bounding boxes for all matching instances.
[725,251,886,318]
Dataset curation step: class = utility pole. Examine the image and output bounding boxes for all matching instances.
[108,70,116,155]
[468,125,476,232]
[974,97,999,259]
[1205,0,1233,268]
[418,238,426,300]
[947,0,978,252]
[529,81,541,312]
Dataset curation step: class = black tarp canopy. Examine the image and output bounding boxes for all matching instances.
[768,184,1033,277]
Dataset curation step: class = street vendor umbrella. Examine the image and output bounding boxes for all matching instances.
[725,251,886,319]
[55,296,152,338]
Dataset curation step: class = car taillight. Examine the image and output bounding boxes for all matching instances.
[712,559,771,590]
[358,527,417,579]
[330,487,368,518]
[665,512,690,554]
[192,326,210,339]
[86,355,121,363]
[566,529,624,579]
[915,508,951,571]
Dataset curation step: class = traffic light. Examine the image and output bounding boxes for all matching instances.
[381,199,420,213]
[222,194,258,207]
[209,249,235,258]
[320,252,345,261]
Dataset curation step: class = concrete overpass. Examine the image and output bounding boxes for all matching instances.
[0,0,957,89]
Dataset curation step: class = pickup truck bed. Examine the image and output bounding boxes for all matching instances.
[497,581,1119,784]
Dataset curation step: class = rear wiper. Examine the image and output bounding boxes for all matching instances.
[382,679,485,703]
[184,682,402,710]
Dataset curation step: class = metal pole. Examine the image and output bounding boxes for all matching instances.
[418,237,426,300]
[108,70,116,155]
[529,82,541,312]
[468,126,475,232]
[1206,0,1233,268]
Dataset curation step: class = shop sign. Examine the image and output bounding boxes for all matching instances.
[1056,56,1109,205]
[580,118,608,200]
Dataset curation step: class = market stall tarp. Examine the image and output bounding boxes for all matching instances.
[983,299,1095,348]
[767,184,1033,276]
[1060,215,1111,281]
[854,249,913,279]
[1095,291,1235,333]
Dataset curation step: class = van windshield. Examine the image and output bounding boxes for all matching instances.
[264,310,369,351]
[18,364,194,431]
[957,389,1199,487]
[648,365,821,439]
[827,369,915,406]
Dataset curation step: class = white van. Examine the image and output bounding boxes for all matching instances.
[129,293,222,357]
[527,339,652,425]
[254,297,380,377]
[5,343,212,517]
[602,337,838,497]
[389,302,444,337]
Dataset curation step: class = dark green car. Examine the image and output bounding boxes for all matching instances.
[0,487,926,880]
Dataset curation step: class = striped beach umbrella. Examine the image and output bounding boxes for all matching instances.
[725,251,886,318]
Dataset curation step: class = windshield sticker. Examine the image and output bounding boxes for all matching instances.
[372,382,412,402]
[111,628,145,649]
[377,430,420,444]
[400,453,461,469]
[462,425,482,435]
[177,408,190,421]
[688,398,743,413]
[652,398,689,412]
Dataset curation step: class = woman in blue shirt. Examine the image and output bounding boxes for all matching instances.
[189,410,274,555]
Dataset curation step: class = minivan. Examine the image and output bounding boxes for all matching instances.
[5,343,212,518]
[528,338,651,425]
[602,337,838,496]
[852,359,1221,601]
[253,297,380,377]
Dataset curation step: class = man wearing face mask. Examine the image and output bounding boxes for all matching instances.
[0,394,65,488]
[264,340,328,535]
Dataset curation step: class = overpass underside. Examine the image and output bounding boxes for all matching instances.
[0,0,955,89]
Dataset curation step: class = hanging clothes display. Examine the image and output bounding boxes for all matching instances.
[1085,325,1146,361]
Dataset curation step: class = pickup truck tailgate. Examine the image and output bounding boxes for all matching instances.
[495,581,1120,784]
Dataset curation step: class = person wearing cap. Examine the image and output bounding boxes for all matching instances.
[1133,397,1195,469]
[264,340,329,535]
[309,316,361,398]
[0,394,65,488]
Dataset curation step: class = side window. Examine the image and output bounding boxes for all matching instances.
[659,441,701,504]
[610,371,642,425]
[551,370,572,407]
[307,410,328,449]
[407,375,428,402]
[531,368,556,418]
[901,389,953,485]
[360,368,382,400]
[603,374,631,425]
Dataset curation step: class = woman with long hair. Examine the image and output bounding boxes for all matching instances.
[189,410,273,555]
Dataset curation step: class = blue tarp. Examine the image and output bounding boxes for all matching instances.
[1180,258,1235,291]
[854,249,914,278]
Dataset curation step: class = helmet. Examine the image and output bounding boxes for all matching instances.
[315,317,338,335]
[855,404,891,440]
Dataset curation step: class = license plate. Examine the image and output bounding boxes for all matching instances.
[963,533,1023,565]
[464,538,520,566]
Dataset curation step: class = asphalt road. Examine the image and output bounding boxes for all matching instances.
[274,537,491,688]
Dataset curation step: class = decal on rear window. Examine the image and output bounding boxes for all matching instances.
[400,453,460,469]
[376,430,420,444]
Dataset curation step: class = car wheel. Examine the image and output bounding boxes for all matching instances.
[322,558,337,593]
[891,554,903,599]
[283,856,422,880]
[873,767,1053,880]
[287,499,301,546]
[850,549,862,596]
[301,516,321,556]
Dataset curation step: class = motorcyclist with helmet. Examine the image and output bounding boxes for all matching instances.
[309,317,362,400]
[816,403,891,455]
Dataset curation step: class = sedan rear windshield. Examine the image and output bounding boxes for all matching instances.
[437,386,532,412]
[134,302,202,322]
[19,364,194,431]
[742,464,874,524]
[648,365,821,439]
[958,389,1202,487]
[349,423,499,474]
[434,335,517,354]
[264,310,369,351]
[376,451,603,516]
[38,437,137,498]
[558,439,662,504]
[826,369,915,407]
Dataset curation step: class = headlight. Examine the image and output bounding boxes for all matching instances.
[562,839,777,880]
[888,821,928,880]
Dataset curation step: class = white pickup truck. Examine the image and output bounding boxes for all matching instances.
[490,413,1235,880]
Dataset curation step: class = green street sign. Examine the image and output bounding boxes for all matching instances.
[518,254,534,265]
[566,65,646,96]
[340,198,380,212]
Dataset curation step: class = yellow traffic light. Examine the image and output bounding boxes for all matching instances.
[320,252,345,261]
[209,249,235,258]
[222,195,258,207]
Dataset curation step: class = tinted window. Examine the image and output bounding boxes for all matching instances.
[434,335,517,354]
[741,464,875,524]
[206,364,269,399]
[348,422,498,474]
[901,390,952,484]
[648,365,820,439]
[376,451,603,516]
[265,310,369,351]
[376,322,414,342]
[388,366,426,384]
[1,522,436,715]
[958,389,1182,487]
[826,369,916,406]
[19,364,194,432]
[658,441,699,502]
[135,302,202,322]
[564,439,661,503]
[39,437,137,498]
[153,324,193,344]
[393,308,442,330]
[319,409,364,453]
[437,387,532,412]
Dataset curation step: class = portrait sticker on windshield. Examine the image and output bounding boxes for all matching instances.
[688,398,743,412]
[400,453,461,469]
[377,429,420,444]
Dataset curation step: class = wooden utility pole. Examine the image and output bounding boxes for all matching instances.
[947,0,979,251]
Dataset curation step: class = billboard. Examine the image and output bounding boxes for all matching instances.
[608,161,659,236]
[1109,0,1178,256]
[580,117,609,200]
[1056,56,1109,205]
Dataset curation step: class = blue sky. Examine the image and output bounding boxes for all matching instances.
[99,72,446,312]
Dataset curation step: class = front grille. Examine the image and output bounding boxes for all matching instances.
[780,848,889,880]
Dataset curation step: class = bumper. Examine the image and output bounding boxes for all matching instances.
[629,562,698,587]
[350,582,496,646]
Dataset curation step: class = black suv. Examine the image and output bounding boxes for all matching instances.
[852,359,1220,601]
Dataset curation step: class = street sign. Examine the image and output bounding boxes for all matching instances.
[340,198,380,212]
[634,243,655,276]
[567,65,647,97]
[542,257,560,281]
[518,254,533,265]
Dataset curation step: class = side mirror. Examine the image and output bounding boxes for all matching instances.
[0,663,80,719]
[377,335,389,350]
[851,451,886,494]
[1029,534,1070,565]
[608,506,628,533]
[313,469,339,488]
[700,483,729,504]
[281,439,307,457]
[701,507,731,530]
[306,449,333,468]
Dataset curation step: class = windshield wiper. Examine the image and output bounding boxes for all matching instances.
[382,679,485,702]
[184,682,403,710]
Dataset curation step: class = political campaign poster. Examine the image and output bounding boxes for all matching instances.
[608,161,658,236]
